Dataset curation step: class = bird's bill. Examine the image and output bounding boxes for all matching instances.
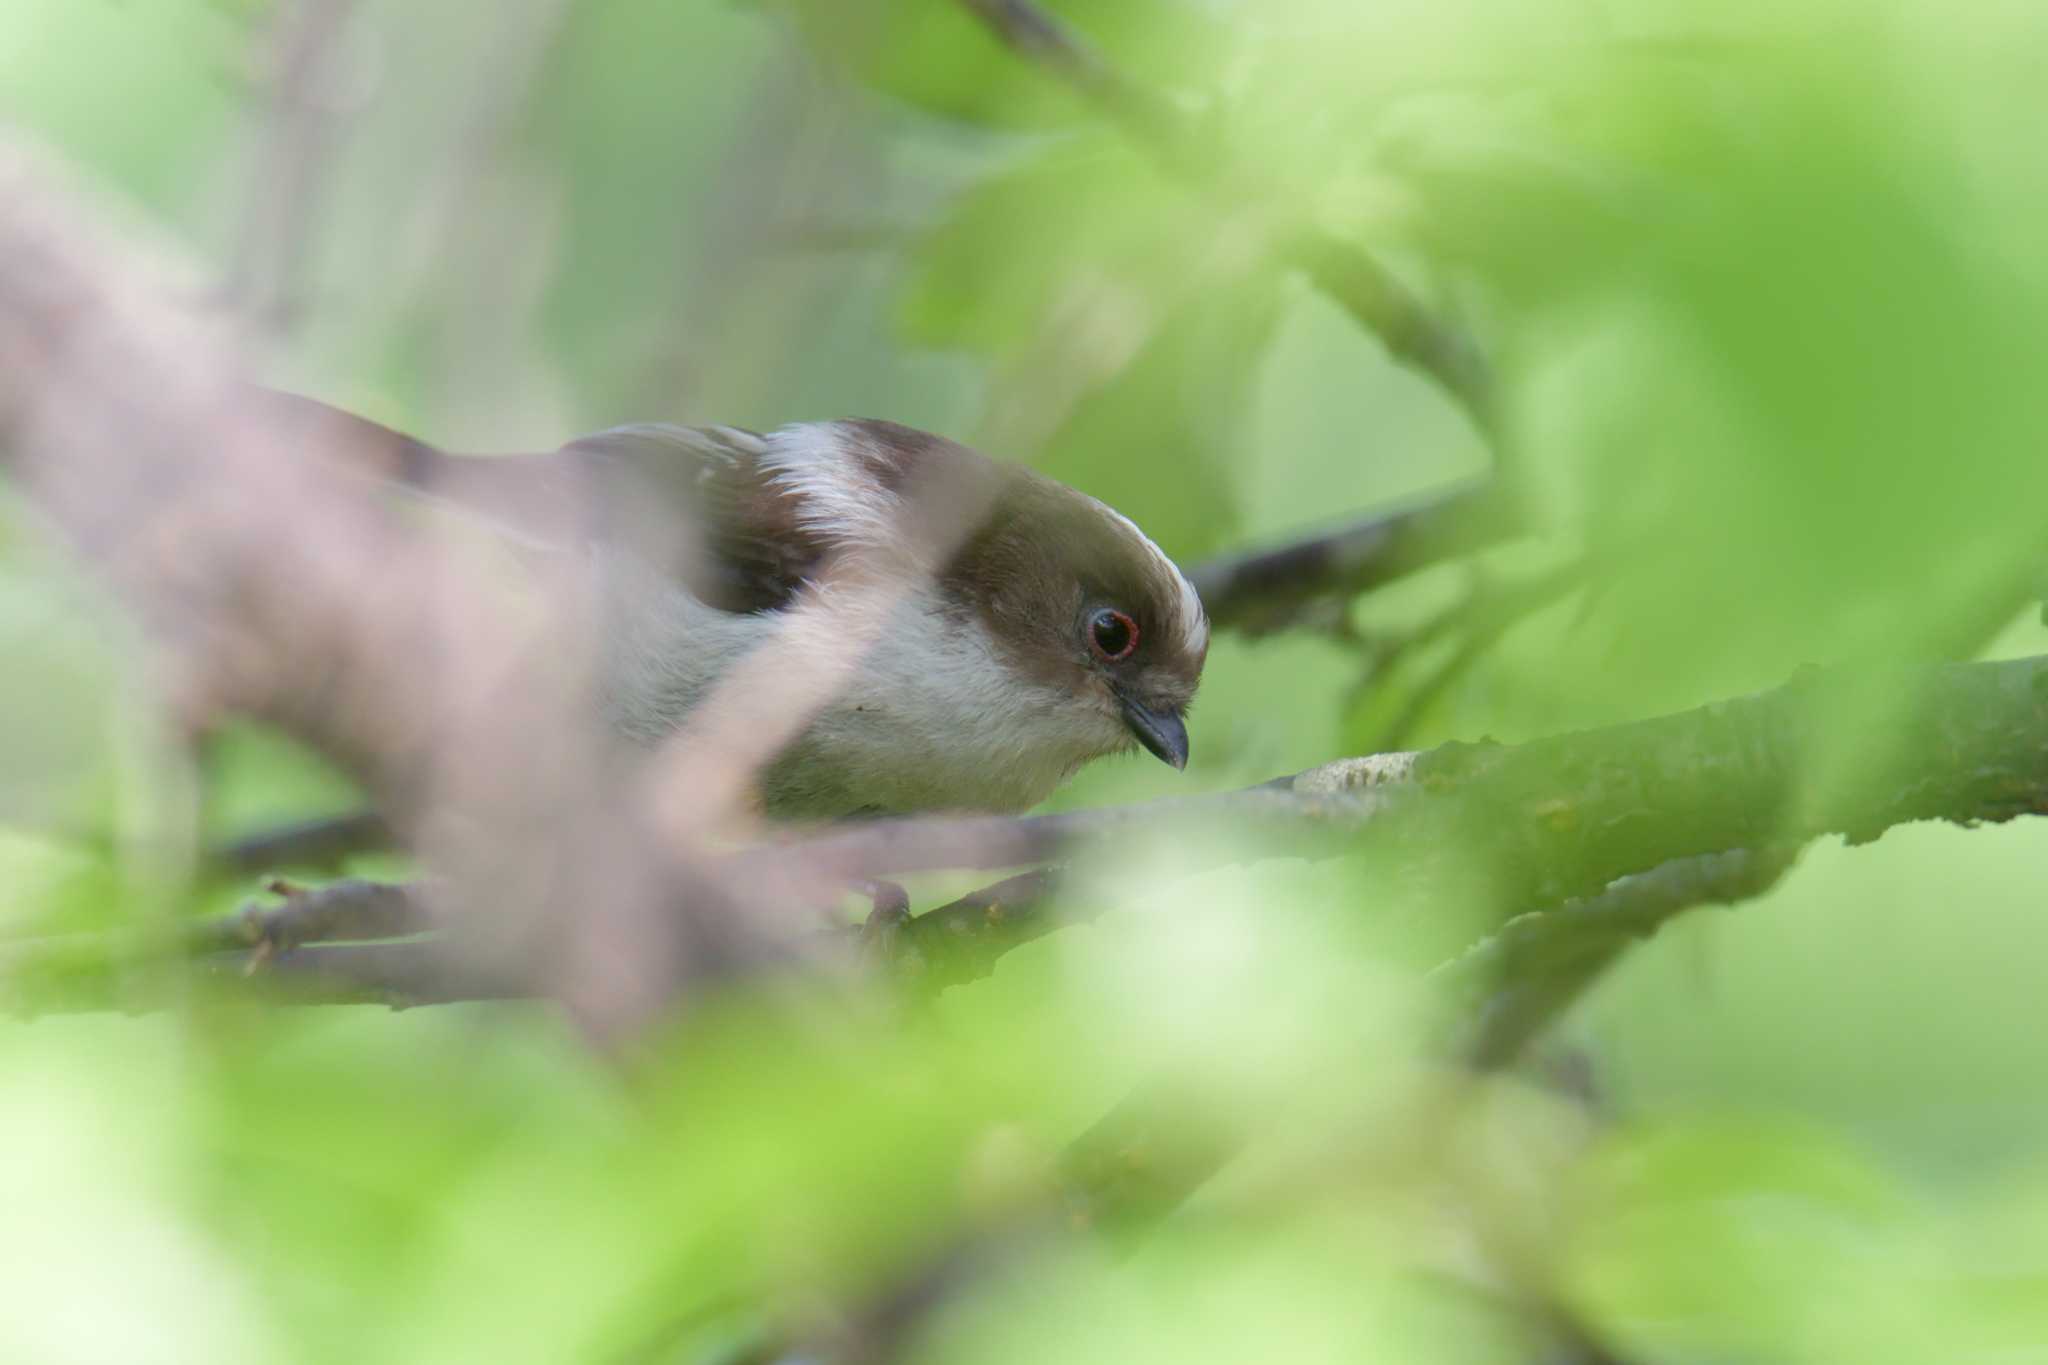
[1118,693,1189,770]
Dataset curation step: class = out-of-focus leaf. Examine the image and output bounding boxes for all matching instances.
[899,136,1185,354]
[912,1223,1528,1365]
[0,528,202,939]
[903,135,1278,553]
[0,1031,282,1364]
[0,563,126,835]
[1209,8,2048,741]
[1028,275,1278,558]
[1401,24,2048,708]
[1563,1118,1938,1365]
[200,725,363,844]
[764,0,1224,130]
[1934,1167,2048,1359]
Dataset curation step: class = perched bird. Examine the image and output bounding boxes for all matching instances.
[269,395,1209,819]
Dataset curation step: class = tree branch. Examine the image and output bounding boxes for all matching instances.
[39,654,2048,1017]
[1186,478,1521,636]
[1435,846,1800,1069]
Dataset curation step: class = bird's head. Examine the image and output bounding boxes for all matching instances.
[772,420,1209,775]
[897,432,1210,772]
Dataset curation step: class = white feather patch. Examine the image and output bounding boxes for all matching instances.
[759,421,907,552]
[1098,502,1209,656]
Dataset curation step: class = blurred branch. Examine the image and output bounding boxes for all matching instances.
[951,0,1499,427]
[30,940,525,1014]
[1058,1077,1250,1235]
[885,869,1067,994]
[954,0,1190,152]
[0,878,445,1014]
[197,876,429,952]
[1,868,1066,1015]
[1435,846,1800,1069]
[1187,478,1522,636]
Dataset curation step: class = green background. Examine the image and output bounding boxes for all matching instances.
[4,1,2048,1360]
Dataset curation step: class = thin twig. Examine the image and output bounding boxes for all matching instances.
[1438,847,1798,1069]
[1187,479,1521,636]
[890,869,1066,994]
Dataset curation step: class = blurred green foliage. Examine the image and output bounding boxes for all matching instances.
[5,0,2048,1360]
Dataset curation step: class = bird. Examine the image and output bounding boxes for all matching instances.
[265,394,1210,820]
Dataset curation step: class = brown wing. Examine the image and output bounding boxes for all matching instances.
[557,424,825,614]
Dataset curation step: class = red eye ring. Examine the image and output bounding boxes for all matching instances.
[1088,608,1139,661]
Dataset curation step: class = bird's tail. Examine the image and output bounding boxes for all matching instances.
[256,388,585,535]
[256,387,448,485]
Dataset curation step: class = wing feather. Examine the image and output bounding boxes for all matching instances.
[262,393,828,615]
[558,424,825,613]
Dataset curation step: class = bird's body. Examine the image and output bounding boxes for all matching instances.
[604,561,1125,815]
[272,395,1208,818]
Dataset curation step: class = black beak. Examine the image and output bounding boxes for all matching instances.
[1118,692,1189,771]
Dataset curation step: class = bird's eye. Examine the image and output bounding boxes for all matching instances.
[1088,608,1138,661]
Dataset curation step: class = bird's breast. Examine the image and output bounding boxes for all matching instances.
[599,568,1115,819]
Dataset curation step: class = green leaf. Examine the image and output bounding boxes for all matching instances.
[899,136,1185,352]
[902,134,1280,554]
[1030,275,1278,558]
